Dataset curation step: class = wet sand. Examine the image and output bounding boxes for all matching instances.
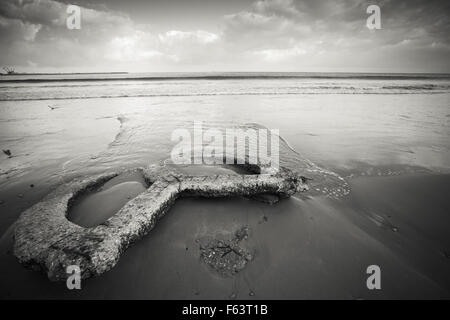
[0,172,449,299]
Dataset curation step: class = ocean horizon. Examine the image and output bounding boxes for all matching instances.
[1,71,449,101]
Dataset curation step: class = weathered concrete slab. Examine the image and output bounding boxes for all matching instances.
[13,165,308,281]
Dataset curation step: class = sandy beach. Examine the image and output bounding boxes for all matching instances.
[1,0,450,309]
[0,173,449,299]
[0,75,449,299]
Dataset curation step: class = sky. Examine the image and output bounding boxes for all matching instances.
[0,0,449,73]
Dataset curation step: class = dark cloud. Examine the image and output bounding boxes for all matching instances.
[0,0,448,72]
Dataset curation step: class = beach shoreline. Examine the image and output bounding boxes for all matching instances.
[1,75,449,299]
[1,171,449,299]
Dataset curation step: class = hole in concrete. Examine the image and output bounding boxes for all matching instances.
[166,163,260,176]
[67,170,149,228]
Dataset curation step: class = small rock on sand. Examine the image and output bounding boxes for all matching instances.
[234,226,250,241]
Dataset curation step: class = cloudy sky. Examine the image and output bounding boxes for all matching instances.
[0,0,449,73]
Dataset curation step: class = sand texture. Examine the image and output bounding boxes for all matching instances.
[13,165,308,281]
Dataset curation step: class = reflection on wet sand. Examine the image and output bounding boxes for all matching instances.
[1,173,449,299]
